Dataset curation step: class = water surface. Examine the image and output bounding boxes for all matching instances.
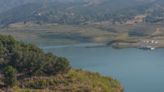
[43,44,164,92]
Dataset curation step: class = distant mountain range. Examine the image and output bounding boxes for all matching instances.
[0,0,164,25]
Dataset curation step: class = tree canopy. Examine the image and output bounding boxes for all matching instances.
[0,34,70,77]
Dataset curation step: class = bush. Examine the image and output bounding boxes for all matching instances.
[0,34,70,77]
[3,66,17,87]
[43,54,70,75]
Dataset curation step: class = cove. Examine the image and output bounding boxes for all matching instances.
[43,44,164,92]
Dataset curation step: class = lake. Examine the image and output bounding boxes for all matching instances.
[43,44,164,92]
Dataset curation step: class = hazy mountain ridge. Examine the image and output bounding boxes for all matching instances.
[0,0,163,25]
[0,0,159,13]
[0,0,40,13]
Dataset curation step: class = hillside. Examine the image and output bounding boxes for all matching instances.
[0,0,164,25]
[0,0,153,13]
[0,34,123,92]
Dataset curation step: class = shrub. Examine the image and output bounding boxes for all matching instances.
[3,66,17,87]
[0,34,70,77]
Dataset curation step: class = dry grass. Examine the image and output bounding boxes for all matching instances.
[0,69,123,92]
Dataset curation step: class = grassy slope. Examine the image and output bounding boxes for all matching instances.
[1,69,123,92]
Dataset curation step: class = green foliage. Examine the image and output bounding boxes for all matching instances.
[3,66,17,87]
[43,53,70,75]
[0,34,70,76]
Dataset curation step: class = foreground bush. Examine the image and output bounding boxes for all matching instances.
[3,66,17,87]
[0,34,70,77]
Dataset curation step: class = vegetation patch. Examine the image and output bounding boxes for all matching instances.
[0,34,123,92]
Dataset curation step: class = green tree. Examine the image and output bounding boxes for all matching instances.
[3,66,17,87]
[0,34,70,77]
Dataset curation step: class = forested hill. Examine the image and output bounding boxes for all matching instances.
[0,0,164,25]
[0,34,123,92]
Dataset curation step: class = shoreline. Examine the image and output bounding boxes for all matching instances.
[40,42,164,51]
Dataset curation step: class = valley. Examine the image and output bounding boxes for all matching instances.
[1,0,164,92]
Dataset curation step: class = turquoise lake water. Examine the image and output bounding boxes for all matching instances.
[43,44,164,92]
